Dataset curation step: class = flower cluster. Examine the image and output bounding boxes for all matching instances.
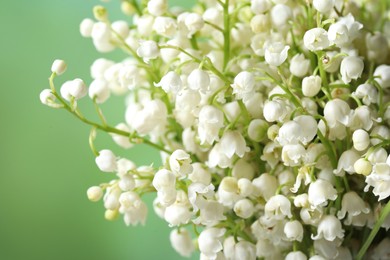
[41,0,390,259]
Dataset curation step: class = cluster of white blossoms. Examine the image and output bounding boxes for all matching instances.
[41,0,390,259]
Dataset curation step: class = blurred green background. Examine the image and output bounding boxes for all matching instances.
[0,0,197,259]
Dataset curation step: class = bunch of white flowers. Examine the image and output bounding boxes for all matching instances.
[41,0,390,259]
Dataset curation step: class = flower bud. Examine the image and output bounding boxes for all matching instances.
[60,78,87,101]
[51,59,67,75]
[290,54,310,78]
[95,149,117,172]
[87,186,103,202]
[366,32,388,63]
[234,199,254,219]
[147,0,167,16]
[93,5,108,22]
[354,158,372,176]
[374,65,390,89]
[270,4,292,28]
[40,89,57,107]
[80,18,95,37]
[352,129,370,151]
[105,209,119,221]
[251,0,271,14]
[248,119,268,142]
[250,14,270,33]
[170,229,194,257]
[264,42,290,67]
[231,71,255,99]
[89,79,110,103]
[302,75,322,97]
[284,220,304,242]
[187,69,210,92]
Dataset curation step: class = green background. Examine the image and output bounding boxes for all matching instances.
[0,0,197,259]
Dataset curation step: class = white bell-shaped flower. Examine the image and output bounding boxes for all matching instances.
[147,0,167,16]
[281,144,306,166]
[264,194,292,220]
[252,173,278,200]
[340,56,364,84]
[248,119,268,142]
[303,28,330,51]
[290,54,310,77]
[231,71,255,99]
[285,251,307,260]
[119,191,148,226]
[153,16,177,38]
[277,115,318,146]
[164,202,192,226]
[40,89,59,108]
[136,40,159,62]
[302,75,322,97]
[374,65,390,88]
[250,0,271,14]
[155,71,183,94]
[187,68,210,92]
[91,22,115,53]
[220,130,249,158]
[364,163,390,200]
[89,79,110,103]
[198,105,224,145]
[95,149,117,172]
[270,4,292,28]
[208,143,232,169]
[338,13,363,41]
[264,42,290,66]
[250,14,271,34]
[217,177,242,208]
[184,13,204,37]
[312,215,344,241]
[323,98,352,127]
[284,220,304,242]
[198,228,226,259]
[188,163,212,185]
[170,229,195,257]
[366,32,388,63]
[337,191,370,220]
[353,83,378,105]
[153,169,176,191]
[223,237,256,260]
[232,159,255,180]
[313,0,334,13]
[308,179,337,208]
[328,22,349,47]
[132,99,167,135]
[334,149,360,176]
[169,149,193,178]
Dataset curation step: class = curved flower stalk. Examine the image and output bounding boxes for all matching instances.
[41,0,390,259]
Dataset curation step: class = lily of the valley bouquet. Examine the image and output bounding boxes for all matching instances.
[40,0,390,259]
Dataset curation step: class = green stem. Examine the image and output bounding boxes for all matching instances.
[223,0,230,71]
[356,200,390,260]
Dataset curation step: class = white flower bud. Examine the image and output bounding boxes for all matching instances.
[374,65,390,88]
[352,129,370,151]
[164,203,192,226]
[87,186,103,202]
[270,4,292,28]
[340,56,364,84]
[153,169,176,191]
[302,75,322,97]
[354,158,372,176]
[80,18,95,37]
[263,100,287,122]
[303,28,330,51]
[91,22,115,53]
[286,251,307,260]
[264,42,290,67]
[89,79,110,103]
[135,15,155,37]
[248,119,268,142]
[232,160,255,180]
[353,83,378,105]
[95,149,117,172]
[40,89,58,107]
[60,78,87,101]
[290,54,310,77]
[111,20,129,39]
[220,130,249,158]
[284,220,304,242]
[323,99,352,127]
[170,229,194,257]
[136,40,159,62]
[313,0,334,13]
[147,0,167,16]
[234,199,254,219]
[252,173,278,200]
[119,174,135,191]
[187,69,210,92]
[237,178,254,196]
[51,59,67,75]
[198,228,225,259]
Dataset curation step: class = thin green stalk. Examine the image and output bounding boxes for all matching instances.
[223,0,230,71]
[356,200,390,260]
